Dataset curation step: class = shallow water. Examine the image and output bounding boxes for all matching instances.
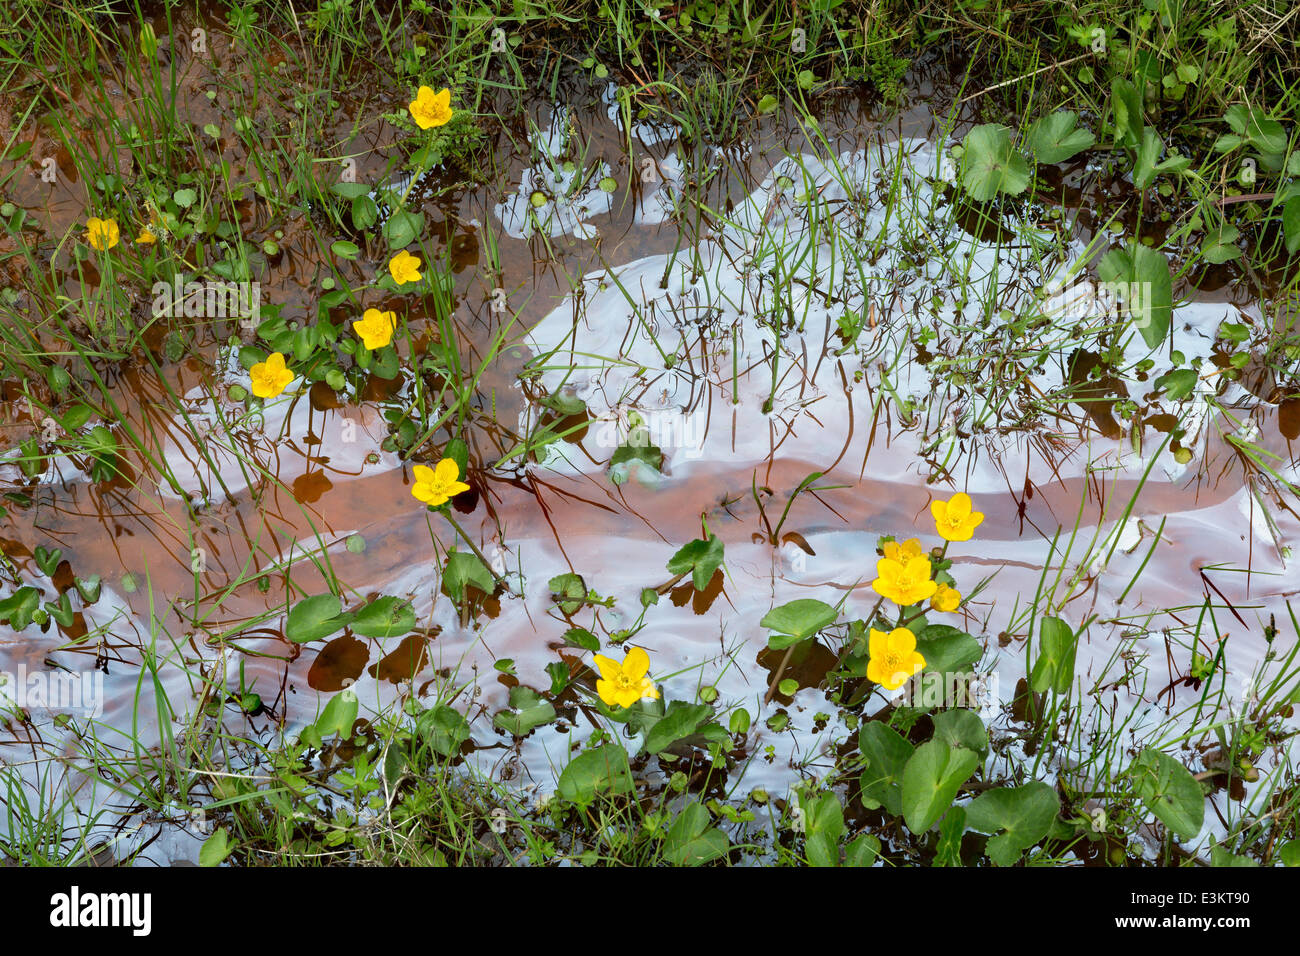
[0,26,1297,862]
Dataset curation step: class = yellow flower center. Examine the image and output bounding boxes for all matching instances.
[610,672,640,695]
[878,650,908,680]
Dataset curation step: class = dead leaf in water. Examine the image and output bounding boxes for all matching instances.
[368,634,430,683]
[308,635,369,691]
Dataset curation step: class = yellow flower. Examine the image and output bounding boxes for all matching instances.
[135,226,156,244]
[249,352,294,399]
[86,217,120,251]
[411,457,471,507]
[388,250,423,285]
[593,647,659,709]
[867,627,926,690]
[353,308,397,350]
[409,86,453,129]
[931,583,961,613]
[931,492,984,542]
[871,554,938,606]
[882,537,924,563]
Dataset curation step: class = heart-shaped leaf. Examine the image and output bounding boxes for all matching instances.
[417,704,471,759]
[644,701,711,754]
[351,596,416,638]
[547,572,587,615]
[931,708,989,755]
[315,689,359,739]
[34,545,62,576]
[0,586,41,630]
[443,551,495,604]
[286,593,350,643]
[761,599,837,650]
[1029,616,1077,695]
[557,743,634,807]
[958,124,1031,201]
[665,801,729,866]
[914,624,983,677]
[1026,111,1095,164]
[1098,241,1172,350]
[493,685,556,737]
[666,534,725,591]
[965,781,1060,866]
[858,720,915,815]
[1130,747,1204,841]
[75,575,102,605]
[901,739,981,834]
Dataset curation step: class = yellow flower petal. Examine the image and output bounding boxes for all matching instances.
[887,627,917,656]
[623,646,650,681]
[593,654,622,684]
[434,458,460,484]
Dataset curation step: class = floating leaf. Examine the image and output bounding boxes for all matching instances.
[547,572,587,615]
[965,782,1060,866]
[1155,368,1198,400]
[1098,241,1173,350]
[761,599,837,650]
[666,534,725,591]
[286,593,349,643]
[1130,747,1204,841]
[493,686,556,737]
[900,739,981,834]
[557,743,634,807]
[351,595,416,638]
[958,124,1031,201]
[664,801,730,865]
[644,701,712,754]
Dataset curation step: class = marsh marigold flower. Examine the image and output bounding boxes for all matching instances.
[867,627,925,690]
[353,308,397,350]
[593,647,659,709]
[389,250,423,285]
[931,582,961,613]
[135,226,156,245]
[249,352,294,399]
[409,86,453,129]
[86,217,120,251]
[931,492,984,542]
[872,554,938,606]
[411,457,470,507]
